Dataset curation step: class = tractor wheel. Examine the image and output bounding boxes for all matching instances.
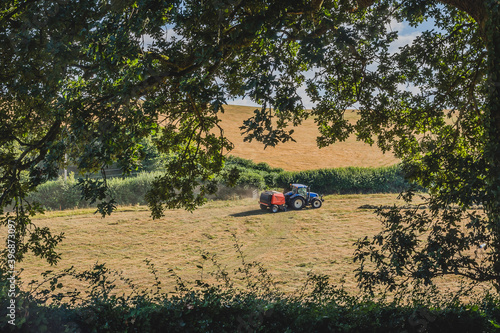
[271,205,279,213]
[292,197,305,210]
[260,204,267,210]
[311,199,322,209]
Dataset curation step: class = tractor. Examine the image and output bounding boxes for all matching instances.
[284,184,323,210]
[259,184,324,212]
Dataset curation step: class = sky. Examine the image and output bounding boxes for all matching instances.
[144,17,436,109]
[229,18,433,108]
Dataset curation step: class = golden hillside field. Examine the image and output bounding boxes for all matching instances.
[218,105,399,171]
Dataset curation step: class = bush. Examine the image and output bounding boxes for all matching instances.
[26,158,410,211]
[26,173,83,210]
[275,165,408,195]
[224,156,284,174]
[107,171,161,206]
[223,156,409,195]
[26,172,163,211]
[3,242,500,333]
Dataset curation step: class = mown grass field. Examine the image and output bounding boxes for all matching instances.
[16,105,490,298]
[20,194,397,295]
[20,193,487,297]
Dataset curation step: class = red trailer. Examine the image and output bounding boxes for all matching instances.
[259,191,286,213]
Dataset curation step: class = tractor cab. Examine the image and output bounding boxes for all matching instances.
[290,184,308,197]
[284,184,324,210]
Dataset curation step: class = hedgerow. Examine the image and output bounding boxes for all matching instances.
[1,238,499,333]
[26,172,164,210]
[274,165,407,195]
[25,157,410,210]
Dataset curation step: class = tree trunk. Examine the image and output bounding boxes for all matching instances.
[438,0,487,25]
[484,1,500,290]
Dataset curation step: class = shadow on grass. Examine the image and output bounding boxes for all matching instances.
[230,209,271,217]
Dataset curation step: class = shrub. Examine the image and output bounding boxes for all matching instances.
[26,158,410,211]
[275,165,408,195]
[27,172,164,211]
[26,173,83,210]
[107,171,161,206]
[3,242,500,333]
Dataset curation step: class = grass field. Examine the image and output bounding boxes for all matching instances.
[20,194,393,295]
[19,192,489,298]
[218,105,399,171]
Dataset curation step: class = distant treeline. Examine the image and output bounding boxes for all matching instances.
[27,156,411,210]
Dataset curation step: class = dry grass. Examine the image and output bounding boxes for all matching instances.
[13,106,491,299]
[218,105,399,171]
[19,193,486,297]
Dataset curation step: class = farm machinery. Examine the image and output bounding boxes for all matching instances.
[259,191,286,213]
[259,184,324,213]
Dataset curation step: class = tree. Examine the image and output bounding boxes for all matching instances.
[351,0,500,292]
[2,0,500,293]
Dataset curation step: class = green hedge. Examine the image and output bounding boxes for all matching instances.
[3,295,499,333]
[26,174,84,210]
[1,261,499,333]
[26,172,163,210]
[275,165,408,195]
[107,172,160,206]
[222,156,410,195]
[26,158,410,210]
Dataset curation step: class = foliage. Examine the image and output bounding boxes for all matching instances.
[275,165,408,195]
[136,135,169,173]
[219,156,411,195]
[26,171,163,210]
[1,245,500,333]
[25,173,84,211]
[2,0,500,295]
[351,2,500,293]
[218,156,284,190]
[24,158,408,210]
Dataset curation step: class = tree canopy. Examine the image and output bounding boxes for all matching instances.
[2,0,500,292]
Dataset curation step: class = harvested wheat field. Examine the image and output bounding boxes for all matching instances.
[218,105,399,171]
[19,193,491,297]
[20,194,394,295]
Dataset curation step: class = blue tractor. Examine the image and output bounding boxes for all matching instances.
[284,184,324,210]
